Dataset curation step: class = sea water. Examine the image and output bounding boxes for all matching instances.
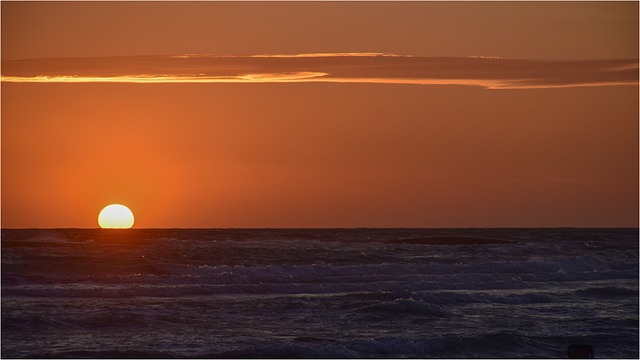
[1,228,638,358]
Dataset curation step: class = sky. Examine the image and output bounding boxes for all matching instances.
[1,1,638,228]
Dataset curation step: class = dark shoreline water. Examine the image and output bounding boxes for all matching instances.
[2,228,638,358]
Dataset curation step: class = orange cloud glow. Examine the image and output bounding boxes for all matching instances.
[3,54,637,89]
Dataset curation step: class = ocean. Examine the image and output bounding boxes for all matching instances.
[1,228,638,358]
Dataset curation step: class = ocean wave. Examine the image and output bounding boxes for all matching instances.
[209,342,357,358]
[26,349,179,359]
[3,251,636,299]
[573,286,639,298]
[208,332,543,358]
[1,235,94,247]
[417,290,557,305]
[354,297,451,317]
[1,313,74,332]
[387,236,515,245]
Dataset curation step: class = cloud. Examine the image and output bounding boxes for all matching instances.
[2,53,637,89]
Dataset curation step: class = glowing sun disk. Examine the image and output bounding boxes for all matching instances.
[98,204,134,229]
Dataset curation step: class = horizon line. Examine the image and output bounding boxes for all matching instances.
[2,226,638,230]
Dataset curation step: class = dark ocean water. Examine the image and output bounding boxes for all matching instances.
[1,228,638,358]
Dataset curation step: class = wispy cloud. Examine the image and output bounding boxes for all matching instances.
[2,53,637,89]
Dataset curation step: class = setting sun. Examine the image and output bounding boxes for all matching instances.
[1,2,638,359]
[98,204,134,229]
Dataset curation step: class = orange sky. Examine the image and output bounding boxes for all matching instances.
[2,2,638,228]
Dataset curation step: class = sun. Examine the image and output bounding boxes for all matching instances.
[98,204,135,229]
